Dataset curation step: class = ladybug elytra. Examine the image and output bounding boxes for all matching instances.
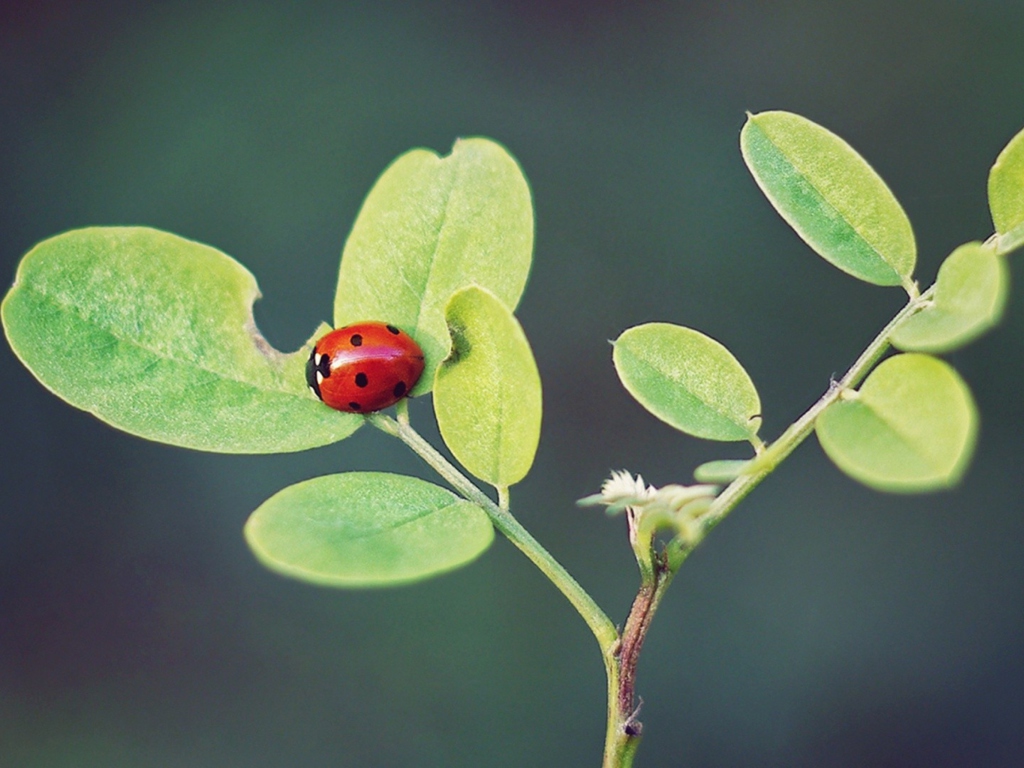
[306,322,425,413]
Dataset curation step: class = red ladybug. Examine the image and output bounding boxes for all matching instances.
[306,322,425,413]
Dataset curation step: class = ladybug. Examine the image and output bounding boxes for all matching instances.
[306,322,425,413]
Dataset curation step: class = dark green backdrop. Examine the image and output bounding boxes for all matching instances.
[3,2,1024,766]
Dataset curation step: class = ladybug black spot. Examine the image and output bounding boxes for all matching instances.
[355,372,368,388]
[350,334,363,347]
[318,353,331,378]
[393,381,407,398]
[386,324,400,335]
[348,401,362,410]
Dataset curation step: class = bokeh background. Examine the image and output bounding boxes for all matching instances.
[3,2,1024,766]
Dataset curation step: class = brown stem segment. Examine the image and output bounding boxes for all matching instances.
[618,582,655,733]
[611,555,675,757]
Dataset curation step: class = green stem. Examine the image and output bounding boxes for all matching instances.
[600,286,936,766]
[603,285,937,765]
[369,414,619,652]
[369,414,625,764]
[698,286,934,533]
[370,286,931,768]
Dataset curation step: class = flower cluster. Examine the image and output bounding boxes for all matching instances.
[578,470,720,543]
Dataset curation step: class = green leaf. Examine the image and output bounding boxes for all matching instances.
[816,354,977,492]
[988,125,1024,255]
[741,111,916,287]
[245,472,494,587]
[891,242,1009,353]
[693,459,752,484]
[2,228,360,453]
[613,323,762,442]
[334,138,534,395]
[433,286,542,487]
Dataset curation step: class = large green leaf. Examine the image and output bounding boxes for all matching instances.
[816,354,977,492]
[2,227,360,453]
[741,111,916,287]
[988,124,1024,255]
[613,323,761,442]
[334,138,534,395]
[245,472,494,587]
[434,286,542,487]
[891,242,1008,353]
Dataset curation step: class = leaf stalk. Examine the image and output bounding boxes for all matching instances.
[369,414,619,652]
[697,285,935,534]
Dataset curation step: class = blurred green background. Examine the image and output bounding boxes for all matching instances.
[3,2,1024,766]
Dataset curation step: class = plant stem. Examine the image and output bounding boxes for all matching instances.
[603,287,937,766]
[369,414,619,652]
[371,287,930,768]
[698,286,934,533]
[604,555,675,766]
[369,414,627,765]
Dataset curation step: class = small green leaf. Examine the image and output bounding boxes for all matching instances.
[693,459,752,484]
[741,111,916,287]
[988,125,1024,255]
[434,286,542,487]
[334,138,534,395]
[891,242,1008,353]
[816,354,977,492]
[2,228,360,453]
[613,323,761,442]
[245,472,494,587]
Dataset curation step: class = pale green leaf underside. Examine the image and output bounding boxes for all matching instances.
[891,242,1008,353]
[816,354,977,492]
[334,138,534,395]
[2,227,360,453]
[244,472,494,587]
[741,111,916,287]
[613,323,761,442]
[989,125,1024,255]
[434,286,542,487]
